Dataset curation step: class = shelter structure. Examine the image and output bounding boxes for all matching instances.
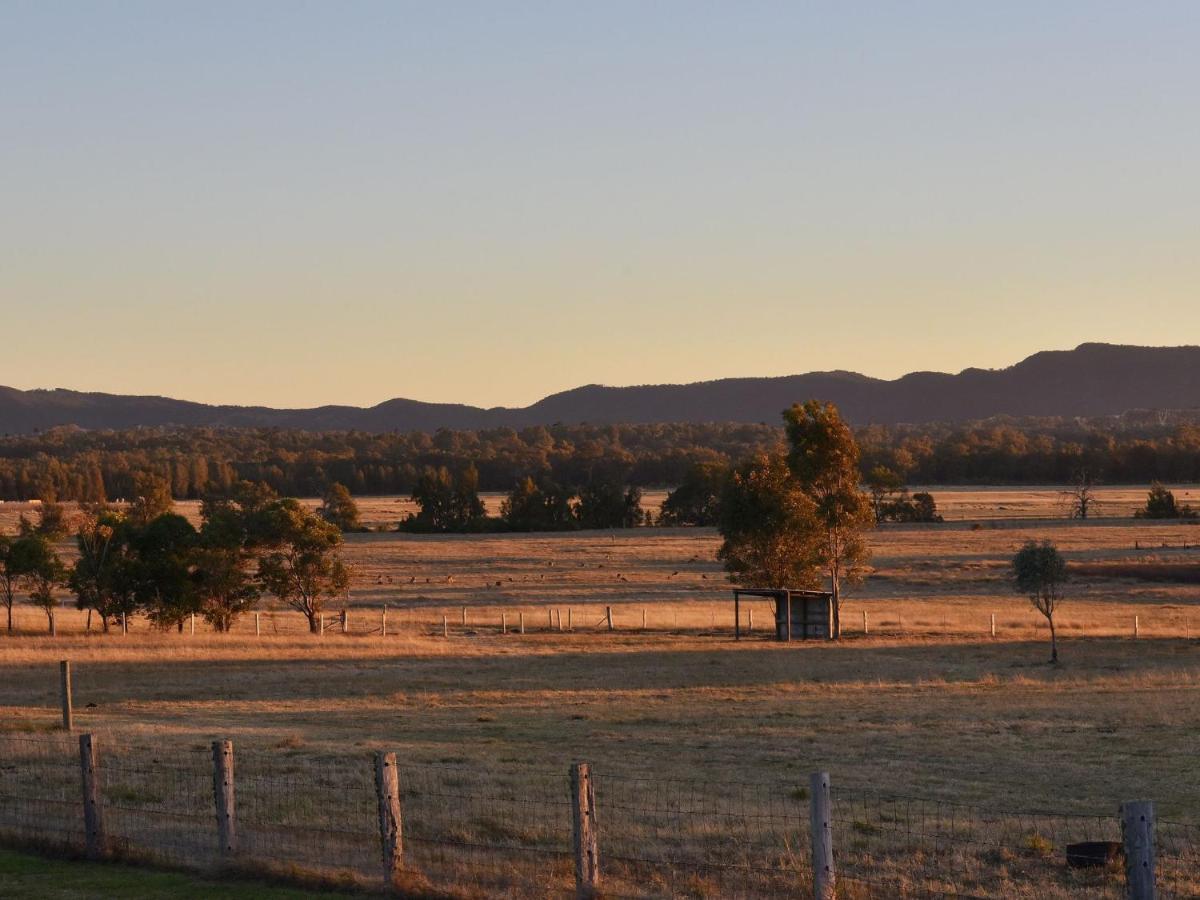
[732,588,834,641]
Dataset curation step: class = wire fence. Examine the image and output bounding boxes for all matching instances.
[0,731,1192,898]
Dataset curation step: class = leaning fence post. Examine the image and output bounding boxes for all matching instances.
[605,607,613,632]
[79,733,105,859]
[1121,799,1156,900]
[570,762,599,898]
[374,751,404,887]
[212,740,238,858]
[809,771,835,900]
[60,660,74,731]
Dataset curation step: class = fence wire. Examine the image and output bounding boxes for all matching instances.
[593,771,811,898]
[0,732,82,852]
[2,731,1199,899]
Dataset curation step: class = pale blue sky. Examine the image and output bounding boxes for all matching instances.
[2,2,1198,408]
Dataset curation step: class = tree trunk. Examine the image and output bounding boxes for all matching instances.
[6,602,11,633]
[1048,616,1058,663]
[47,609,56,636]
[307,612,320,634]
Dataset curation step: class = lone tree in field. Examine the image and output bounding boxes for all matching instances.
[319,482,364,532]
[1134,481,1197,520]
[784,400,874,639]
[0,536,20,633]
[717,454,823,590]
[11,533,66,634]
[1012,540,1068,663]
[256,498,350,633]
[1063,468,1097,520]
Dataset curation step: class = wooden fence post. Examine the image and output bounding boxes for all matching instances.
[990,613,996,638]
[1121,799,1156,900]
[121,613,128,636]
[519,612,525,635]
[212,740,237,858]
[190,613,196,636]
[255,612,261,637]
[319,613,325,636]
[501,613,507,635]
[862,610,869,635]
[606,607,613,632]
[442,615,448,638]
[79,733,105,860]
[381,605,387,637]
[809,771,835,900]
[748,608,753,633]
[60,660,73,732]
[1134,616,1140,639]
[462,607,467,626]
[642,608,647,631]
[570,762,599,898]
[374,751,404,887]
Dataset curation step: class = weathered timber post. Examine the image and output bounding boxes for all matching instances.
[442,615,448,638]
[605,607,613,632]
[381,605,387,637]
[862,610,869,635]
[190,613,196,636]
[374,751,404,886]
[748,608,753,633]
[519,612,525,635]
[809,771,835,900]
[1121,799,1156,900]
[60,660,73,731]
[79,734,105,859]
[642,608,647,631]
[462,606,467,626]
[990,613,996,638]
[319,613,325,636]
[1134,616,1140,639]
[121,613,128,636]
[501,613,507,635]
[548,609,554,630]
[212,740,237,857]
[255,612,261,637]
[570,762,599,898]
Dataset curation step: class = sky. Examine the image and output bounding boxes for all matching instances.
[2,2,1198,410]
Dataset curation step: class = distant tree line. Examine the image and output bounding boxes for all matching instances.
[1,416,1199,506]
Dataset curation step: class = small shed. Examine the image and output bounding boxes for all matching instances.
[733,588,834,641]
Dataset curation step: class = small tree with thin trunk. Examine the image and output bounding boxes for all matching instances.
[11,534,67,635]
[1012,540,1068,663]
[0,536,19,633]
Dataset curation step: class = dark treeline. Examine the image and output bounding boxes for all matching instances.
[1,415,1200,502]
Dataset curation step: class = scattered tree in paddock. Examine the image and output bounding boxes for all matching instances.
[129,513,200,630]
[717,453,823,590]
[576,480,646,529]
[785,401,874,639]
[0,536,19,632]
[69,506,139,632]
[10,533,66,633]
[403,465,488,532]
[1134,481,1197,520]
[319,482,365,533]
[659,461,728,526]
[500,477,576,531]
[17,500,71,540]
[1063,469,1097,520]
[128,471,175,526]
[1012,540,1068,663]
[864,465,905,523]
[256,498,351,633]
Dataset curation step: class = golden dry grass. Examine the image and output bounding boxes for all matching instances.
[2,488,1199,897]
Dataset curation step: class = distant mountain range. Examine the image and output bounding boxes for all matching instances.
[2,343,1198,435]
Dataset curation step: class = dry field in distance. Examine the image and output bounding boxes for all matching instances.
[1,487,1199,896]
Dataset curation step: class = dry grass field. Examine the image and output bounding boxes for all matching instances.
[2,487,1199,896]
